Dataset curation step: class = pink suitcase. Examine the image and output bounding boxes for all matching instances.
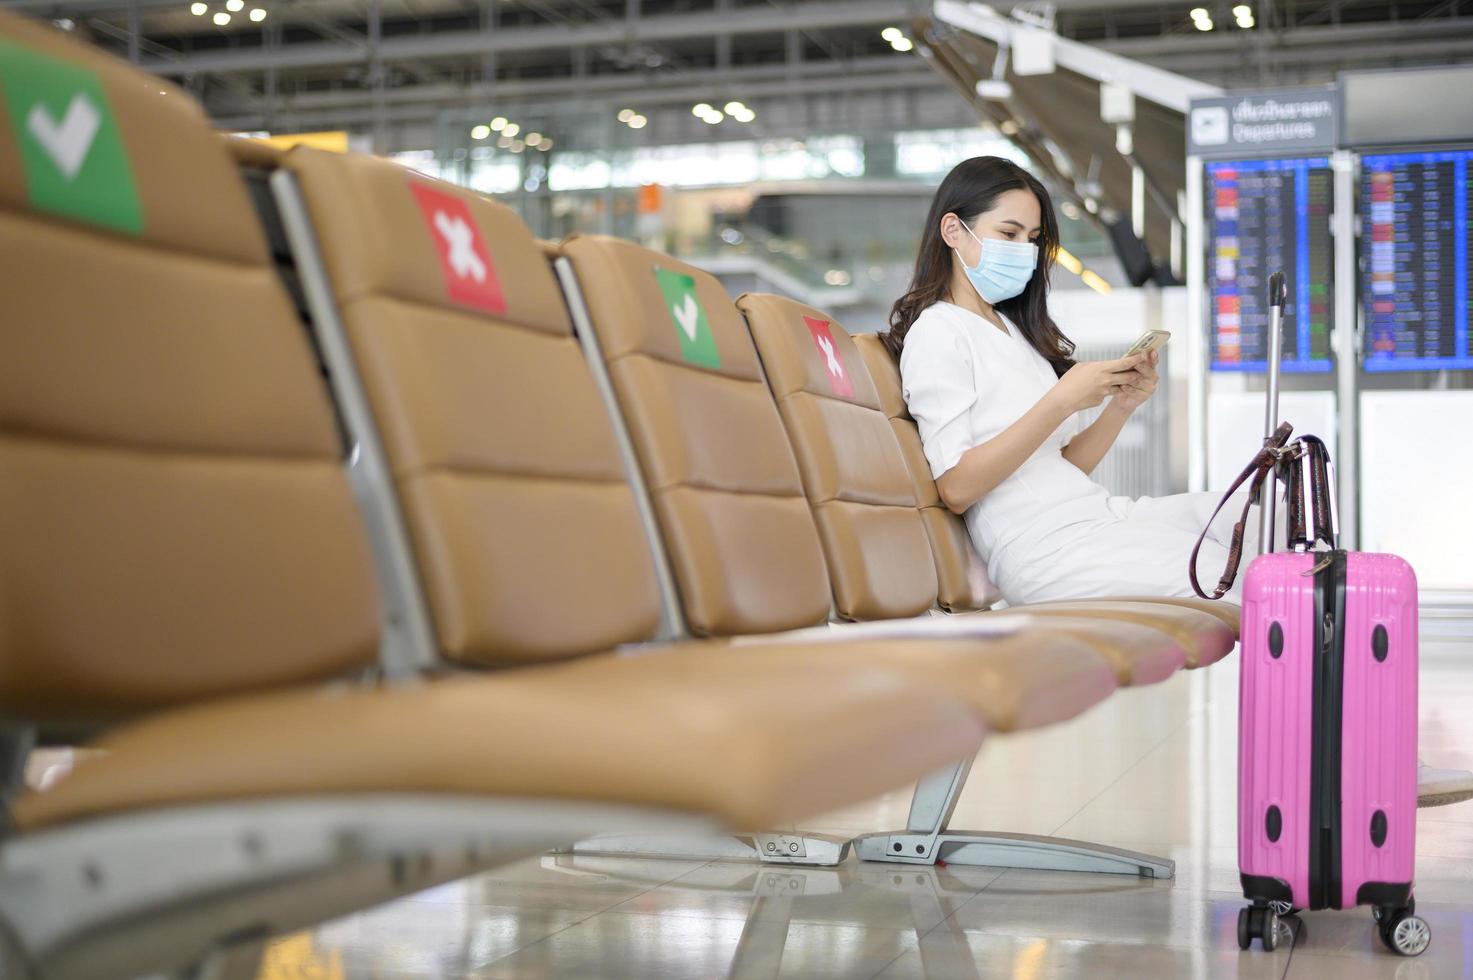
[1230,274,1428,957]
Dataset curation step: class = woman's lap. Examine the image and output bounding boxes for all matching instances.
[992,488,1258,604]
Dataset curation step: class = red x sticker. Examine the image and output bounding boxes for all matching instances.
[803,315,853,397]
[408,181,506,315]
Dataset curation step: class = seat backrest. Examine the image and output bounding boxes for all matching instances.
[558,236,832,637]
[853,334,1002,612]
[282,150,662,664]
[737,294,938,621]
[0,12,380,719]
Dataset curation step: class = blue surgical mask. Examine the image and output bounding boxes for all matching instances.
[956,219,1038,304]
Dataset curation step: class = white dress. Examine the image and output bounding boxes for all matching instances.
[899,301,1268,605]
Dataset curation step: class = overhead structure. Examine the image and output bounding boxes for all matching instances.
[918,0,1222,282]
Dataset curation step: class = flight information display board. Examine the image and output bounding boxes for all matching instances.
[1361,149,1472,372]
[1207,157,1334,372]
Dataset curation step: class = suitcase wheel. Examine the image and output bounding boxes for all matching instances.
[1238,905,1282,952]
[1380,909,1430,957]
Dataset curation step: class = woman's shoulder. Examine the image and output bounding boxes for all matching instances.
[901,304,972,367]
[901,306,972,352]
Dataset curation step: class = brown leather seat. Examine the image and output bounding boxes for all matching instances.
[0,14,380,721]
[12,643,983,834]
[851,326,1004,613]
[281,147,665,665]
[271,153,1122,727]
[995,601,1236,669]
[0,8,981,841]
[558,235,1122,704]
[850,331,1242,658]
[737,292,1186,686]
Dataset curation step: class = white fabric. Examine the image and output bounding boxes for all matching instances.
[900,301,1273,605]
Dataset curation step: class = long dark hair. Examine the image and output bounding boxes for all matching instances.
[881,156,1075,377]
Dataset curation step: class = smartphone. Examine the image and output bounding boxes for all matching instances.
[1125,329,1170,357]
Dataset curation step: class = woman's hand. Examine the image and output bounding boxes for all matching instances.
[1109,350,1159,413]
[1052,354,1147,414]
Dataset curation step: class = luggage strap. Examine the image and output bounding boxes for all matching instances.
[1189,422,1295,600]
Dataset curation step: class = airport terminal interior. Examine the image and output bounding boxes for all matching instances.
[2,0,1473,976]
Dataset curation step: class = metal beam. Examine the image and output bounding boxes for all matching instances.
[1098,15,1473,56]
[1129,37,1473,70]
[137,0,911,75]
[207,68,951,132]
[210,54,927,115]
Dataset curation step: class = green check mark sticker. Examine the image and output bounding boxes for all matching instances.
[0,39,142,235]
[654,266,720,368]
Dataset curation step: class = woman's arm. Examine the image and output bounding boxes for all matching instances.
[1060,350,1159,476]
[935,387,1074,514]
[935,354,1148,514]
[1060,403,1131,476]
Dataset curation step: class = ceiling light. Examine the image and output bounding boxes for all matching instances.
[490,117,508,131]
[539,138,553,151]
[225,0,243,11]
[692,103,712,117]
[497,135,511,148]
[503,122,520,137]
[52,16,75,29]
[891,37,914,51]
[617,109,635,122]
[1195,17,1214,29]
[724,101,745,114]
[629,114,647,129]
[1237,13,1255,26]
[510,140,525,153]
[881,26,902,42]
[1000,119,1020,135]
[1232,4,1251,14]
[213,11,230,24]
[734,109,755,123]
[702,111,723,124]
[526,132,543,146]
[1190,7,1209,17]
[471,124,490,140]
[249,7,266,20]
[190,2,207,14]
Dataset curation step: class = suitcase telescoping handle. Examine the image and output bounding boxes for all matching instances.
[1187,271,1295,600]
[1258,271,1288,557]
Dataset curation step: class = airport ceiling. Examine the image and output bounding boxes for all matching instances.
[5,0,1470,144]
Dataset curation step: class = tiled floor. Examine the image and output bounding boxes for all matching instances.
[262,636,1473,979]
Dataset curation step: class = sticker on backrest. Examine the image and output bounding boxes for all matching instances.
[653,266,720,368]
[0,39,142,235]
[408,181,506,315]
[803,315,854,397]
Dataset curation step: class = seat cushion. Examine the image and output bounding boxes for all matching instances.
[1002,601,1237,669]
[966,613,1186,687]
[1086,596,1243,636]
[282,150,664,663]
[12,643,987,834]
[0,11,379,716]
[732,629,1119,733]
[737,293,938,621]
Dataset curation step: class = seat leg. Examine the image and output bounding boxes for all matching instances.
[851,759,1175,879]
[562,830,851,867]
